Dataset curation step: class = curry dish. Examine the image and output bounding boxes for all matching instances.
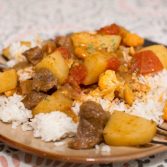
[0,24,167,149]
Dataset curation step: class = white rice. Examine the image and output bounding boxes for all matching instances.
[0,94,32,128]
[5,37,42,67]
[72,70,167,124]
[30,111,77,142]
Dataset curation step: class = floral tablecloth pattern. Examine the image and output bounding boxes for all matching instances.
[1,0,167,166]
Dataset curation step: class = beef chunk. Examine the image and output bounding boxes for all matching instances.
[69,101,108,149]
[55,35,74,58]
[19,80,32,95]
[22,91,47,109]
[32,68,57,92]
[42,40,57,55]
[23,46,43,65]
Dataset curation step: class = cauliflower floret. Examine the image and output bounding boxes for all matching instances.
[98,70,120,101]
[98,70,120,90]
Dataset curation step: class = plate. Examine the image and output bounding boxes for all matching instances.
[0,121,167,163]
[0,39,167,163]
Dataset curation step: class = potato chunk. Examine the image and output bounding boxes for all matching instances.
[0,69,17,93]
[71,32,121,52]
[32,91,77,122]
[141,45,167,69]
[35,50,69,84]
[33,91,72,114]
[103,111,156,146]
[83,52,109,85]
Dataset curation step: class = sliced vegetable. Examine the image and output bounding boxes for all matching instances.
[141,45,167,69]
[32,91,77,122]
[57,47,71,59]
[131,50,163,74]
[83,51,109,85]
[97,24,120,35]
[69,64,87,85]
[35,50,69,84]
[71,32,121,52]
[103,111,156,146]
[0,69,17,94]
[123,33,144,47]
[107,57,120,71]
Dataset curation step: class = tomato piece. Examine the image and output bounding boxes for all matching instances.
[57,47,70,59]
[132,50,163,74]
[97,24,120,35]
[107,57,120,71]
[69,64,87,84]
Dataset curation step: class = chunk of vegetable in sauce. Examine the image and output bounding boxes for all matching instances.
[141,45,167,69]
[32,91,77,122]
[123,33,144,47]
[69,64,87,85]
[103,111,156,146]
[131,50,163,74]
[35,50,69,84]
[83,51,109,85]
[71,32,121,52]
[97,24,120,35]
[107,57,120,71]
[0,69,17,93]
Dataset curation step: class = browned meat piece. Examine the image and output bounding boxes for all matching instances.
[42,40,57,55]
[55,35,74,58]
[13,62,31,71]
[69,101,108,149]
[22,91,47,109]
[19,80,32,95]
[32,68,57,92]
[23,46,43,65]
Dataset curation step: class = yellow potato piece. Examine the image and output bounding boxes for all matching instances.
[0,69,17,94]
[32,91,78,122]
[83,51,109,85]
[103,111,156,146]
[141,45,167,69]
[71,32,121,52]
[35,51,69,84]
[33,91,72,115]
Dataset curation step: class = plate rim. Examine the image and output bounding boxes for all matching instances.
[1,132,167,164]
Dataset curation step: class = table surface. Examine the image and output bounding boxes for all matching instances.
[1,0,167,166]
